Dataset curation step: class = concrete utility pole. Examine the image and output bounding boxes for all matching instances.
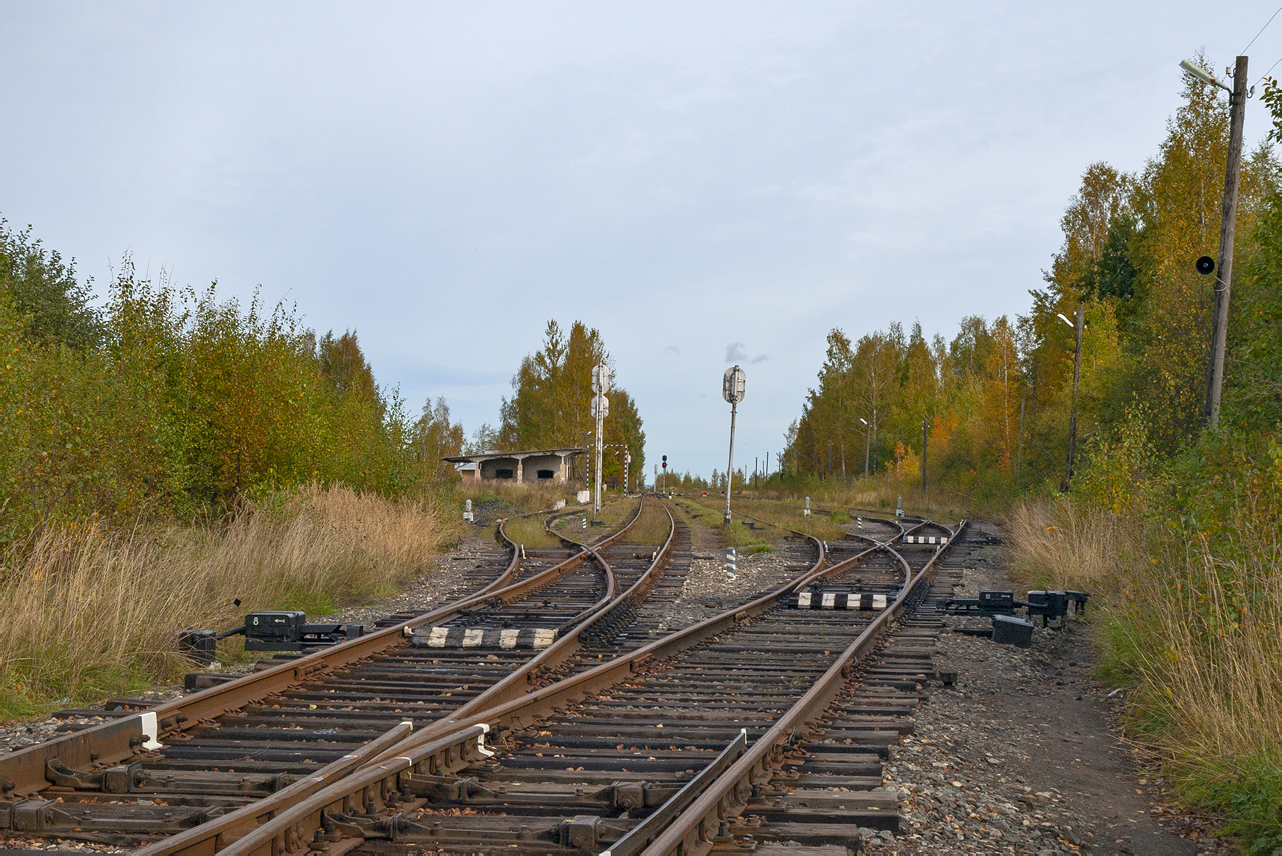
[723,365,745,524]
[1065,304,1083,491]
[1203,55,1249,429]
[591,364,610,516]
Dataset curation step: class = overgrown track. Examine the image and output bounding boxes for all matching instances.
[142,505,965,856]
[0,498,967,855]
[0,497,696,848]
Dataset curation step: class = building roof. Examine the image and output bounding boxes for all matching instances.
[442,447,586,464]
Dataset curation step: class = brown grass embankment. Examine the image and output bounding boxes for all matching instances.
[0,483,450,717]
[1006,498,1282,845]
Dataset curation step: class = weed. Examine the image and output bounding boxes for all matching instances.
[0,483,448,715]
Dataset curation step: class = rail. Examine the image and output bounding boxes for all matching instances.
[130,498,666,855]
[0,499,643,796]
[638,519,969,856]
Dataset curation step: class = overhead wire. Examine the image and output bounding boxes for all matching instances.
[1243,5,1282,86]
[1243,5,1282,54]
[1257,55,1282,85]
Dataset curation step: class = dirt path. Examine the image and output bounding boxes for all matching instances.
[864,523,1222,855]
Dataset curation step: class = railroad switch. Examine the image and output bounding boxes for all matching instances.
[44,759,145,794]
[560,815,628,850]
[177,628,217,665]
[935,589,1089,626]
[179,611,366,659]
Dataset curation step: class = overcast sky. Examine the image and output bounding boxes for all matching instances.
[3,2,1279,479]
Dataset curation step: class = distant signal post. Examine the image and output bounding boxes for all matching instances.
[722,365,745,524]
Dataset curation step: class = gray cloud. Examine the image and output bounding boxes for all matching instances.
[726,343,768,365]
[664,344,681,356]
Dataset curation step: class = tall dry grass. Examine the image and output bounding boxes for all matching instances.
[1005,498,1143,592]
[454,479,578,514]
[1007,498,1282,845]
[1129,534,1282,769]
[0,484,449,714]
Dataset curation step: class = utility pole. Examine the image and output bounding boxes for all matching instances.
[921,418,929,498]
[862,418,870,478]
[1065,304,1083,491]
[1204,55,1249,429]
[722,365,745,523]
[591,364,610,516]
[1016,395,1026,486]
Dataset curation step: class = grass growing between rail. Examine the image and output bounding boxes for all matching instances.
[454,480,579,517]
[1007,498,1282,850]
[0,484,452,720]
[502,515,563,550]
[621,501,673,545]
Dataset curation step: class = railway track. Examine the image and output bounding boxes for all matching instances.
[123,508,960,855]
[0,496,968,855]
[0,497,689,848]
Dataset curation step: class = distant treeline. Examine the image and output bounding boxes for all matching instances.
[0,227,464,547]
[782,61,1280,507]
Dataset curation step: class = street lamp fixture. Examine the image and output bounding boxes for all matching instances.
[1180,59,1231,92]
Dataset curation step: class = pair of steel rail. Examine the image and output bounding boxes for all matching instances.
[186,511,957,855]
[0,497,960,855]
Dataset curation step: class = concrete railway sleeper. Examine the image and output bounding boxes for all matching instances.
[0,499,657,822]
[132,510,958,855]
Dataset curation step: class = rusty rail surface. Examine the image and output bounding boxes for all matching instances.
[0,500,645,797]
[144,513,844,854]
[129,499,672,855]
[639,519,968,856]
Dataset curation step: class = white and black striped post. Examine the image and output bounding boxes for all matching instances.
[725,547,737,579]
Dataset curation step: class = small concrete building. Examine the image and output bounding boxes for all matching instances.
[444,448,584,483]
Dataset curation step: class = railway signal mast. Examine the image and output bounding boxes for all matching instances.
[722,365,746,523]
[591,364,610,516]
